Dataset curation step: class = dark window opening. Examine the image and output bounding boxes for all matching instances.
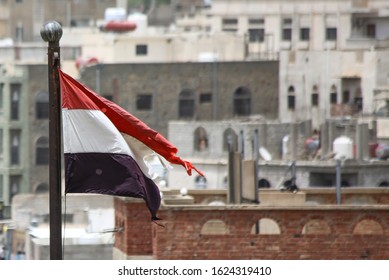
[287,86,295,110]
[326,27,337,41]
[312,93,319,106]
[200,92,212,103]
[179,89,195,118]
[10,130,20,165]
[36,137,49,165]
[10,83,21,120]
[248,28,265,42]
[136,44,148,55]
[36,91,49,119]
[233,87,251,116]
[136,94,152,110]
[342,90,350,104]
[366,24,376,38]
[300,28,310,41]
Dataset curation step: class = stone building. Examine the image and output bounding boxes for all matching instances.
[80,60,279,137]
[0,63,50,206]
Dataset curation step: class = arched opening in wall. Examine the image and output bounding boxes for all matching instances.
[258,178,271,189]
[194,127,208,151]
[353,219,383,235]
[35,182,49,194]
[36,136,49,165]
[223,128,238,152]
[36,91,49,119]
[233,87,251,116]
[378,181,389,187]
[200,219,229,235]
[194,175,207,189]
[287,86,295,110]
[330,85,337,105]
[311,85,319,107]
[302,219,331,234]
[251,218,280,235]
[178,89,195,118]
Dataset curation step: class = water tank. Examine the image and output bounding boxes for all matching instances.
[104,7,126,21]
[127,12,148,33]
[333,136,354,160]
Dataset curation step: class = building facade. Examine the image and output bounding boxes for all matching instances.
[0,63,49,206]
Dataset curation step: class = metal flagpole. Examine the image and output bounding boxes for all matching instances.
[40,21,63,260]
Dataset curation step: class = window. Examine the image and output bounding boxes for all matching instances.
[282,18,292,41]
[342,90,350,104]
[0,129,3,158]
[136,94,152,110]
[222,18,238,32]
[0,175,3,201]
[248,28,265,42]
[36,91,49,119]
[102,95,113,101]
[200,92,212,103]
[311,85,319,106]
[249,18,264,25]
[194,127,208,151]
[195,176,207,189]
[233,87,251,116]
[136,44,148,55]
[300,28,310,41]
[10,83,21,120]
[330,85,337,104]
[9,175,21,201]
[0,83,3,110]
[366,24,376,38]
[326,27,337,41]
[36,137,49,165]
[10,130,20,165]
[287,86,295,110]
[178,89,195,118]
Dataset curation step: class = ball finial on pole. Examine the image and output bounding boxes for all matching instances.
[40,21,63,43]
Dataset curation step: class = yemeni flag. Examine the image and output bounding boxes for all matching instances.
[59,69,203,220]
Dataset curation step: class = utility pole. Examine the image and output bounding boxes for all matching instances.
[40,21,63,260]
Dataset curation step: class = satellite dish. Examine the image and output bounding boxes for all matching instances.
[259,146,272,161]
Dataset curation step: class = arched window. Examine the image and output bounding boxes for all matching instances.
[35,182,49,193]
[287,86,295,110]
[36,91,49,119]
[311,85,319,106]
[330,85,337,104]
[36,136,49,165]
[251,218,281,235]
[201,219,229,235]
[233,87,251,116]
[178,89,195,118]
[223,128,238,152]
[194,127,208,151]
[195,175,207,189]
[258,178,271,188]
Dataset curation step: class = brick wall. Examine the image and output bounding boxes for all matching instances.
[115,197,389,260]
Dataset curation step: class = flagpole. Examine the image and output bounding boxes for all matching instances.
[40,21,63,260]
